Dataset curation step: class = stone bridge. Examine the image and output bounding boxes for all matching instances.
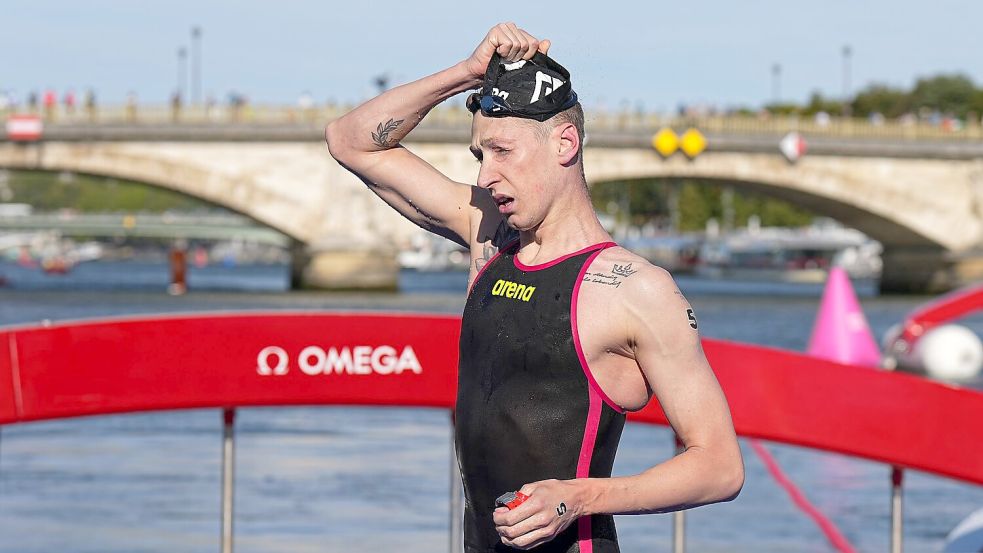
[2,110,982,292]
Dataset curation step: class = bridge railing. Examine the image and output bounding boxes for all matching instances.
[4,104,983,141]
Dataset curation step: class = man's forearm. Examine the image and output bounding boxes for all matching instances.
[326,61,480,156]
[577,446,743,516]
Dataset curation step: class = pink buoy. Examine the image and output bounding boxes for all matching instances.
[807,267,882,367]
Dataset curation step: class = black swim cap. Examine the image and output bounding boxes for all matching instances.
[466,52,578,122]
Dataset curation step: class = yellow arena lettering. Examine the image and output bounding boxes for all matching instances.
[490,279,536,301]
[492,279,507,295]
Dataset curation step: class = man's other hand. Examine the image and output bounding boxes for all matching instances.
[492,478,582,550]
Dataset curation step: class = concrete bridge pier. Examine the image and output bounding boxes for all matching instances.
[880,247,983,294]
[290,241,399,291]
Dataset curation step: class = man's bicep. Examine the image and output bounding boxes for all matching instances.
[350,146,473,245]
[631,280,736,446]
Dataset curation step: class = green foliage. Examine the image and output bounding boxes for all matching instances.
[765,73,983,120]
[971,90,983,118]
[591,178,814,231]
[851,84,910,118]
[677,182,720,231]
[761,102,801,116]
[3,170,218,212]
[803,92,844,116]
[909,74,976,117]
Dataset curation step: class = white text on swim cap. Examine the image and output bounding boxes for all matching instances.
[531,72,565,103]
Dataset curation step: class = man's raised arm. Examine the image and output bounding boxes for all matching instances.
[325,23,548,246]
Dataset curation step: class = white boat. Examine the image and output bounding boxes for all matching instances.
[696,220,882,283]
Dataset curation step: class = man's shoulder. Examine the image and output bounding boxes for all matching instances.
[589,246,679,296]
[587,246,698,347]
[587,246,693,321]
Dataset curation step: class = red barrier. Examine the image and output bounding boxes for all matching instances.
[650,340,983,486]
[2,312,983,486]
[1,313,460,421]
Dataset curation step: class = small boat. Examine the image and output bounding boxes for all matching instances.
[41,256,73,274]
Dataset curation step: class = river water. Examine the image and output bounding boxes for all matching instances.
[1,260,981,553]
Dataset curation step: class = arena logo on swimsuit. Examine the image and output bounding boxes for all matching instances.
[491,279,536,302]
[256,345,422,376]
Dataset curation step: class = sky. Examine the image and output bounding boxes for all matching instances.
[3,1,982,111]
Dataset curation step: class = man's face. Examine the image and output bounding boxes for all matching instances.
[470,114,556,231]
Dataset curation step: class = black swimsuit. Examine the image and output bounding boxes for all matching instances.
[456,241,626,553]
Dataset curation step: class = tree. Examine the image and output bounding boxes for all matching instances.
[803,91,843,116]
[909,74,976,117]
[851,84,910,118]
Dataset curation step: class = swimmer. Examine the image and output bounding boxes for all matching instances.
[326,22,744,552]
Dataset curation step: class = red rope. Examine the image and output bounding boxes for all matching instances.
[750,439,858,553]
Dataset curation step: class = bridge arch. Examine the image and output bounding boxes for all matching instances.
[583,149,981,250]
[588,172,937,249]
[0,144,305,241]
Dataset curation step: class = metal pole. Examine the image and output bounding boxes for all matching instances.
[191,26,202,105]
[221,408,236,553]
[672,435,686,553]
[771,63,782,104]
[890,466,903,553]
[449,413,463,553]
[842,45,853,117]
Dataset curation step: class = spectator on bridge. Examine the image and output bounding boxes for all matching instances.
[84,88,97,122]
[227,90,244,122]
[298,91,314,122]
[43,89,57,119]
[170,90,182,123]
[63,89,76,115]
[27,91,39,112]
[126,91,138,122]
[205,94,217,120]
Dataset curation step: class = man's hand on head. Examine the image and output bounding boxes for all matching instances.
[465,22,552,79]
[492,478,583,550]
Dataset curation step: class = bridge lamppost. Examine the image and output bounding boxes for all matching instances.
[842,45,853,117]
[191,26,202,106]
[771,63,782,104]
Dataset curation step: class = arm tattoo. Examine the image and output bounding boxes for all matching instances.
[473,219,518,272]
[370,118,404,148]
[583,262,640,288]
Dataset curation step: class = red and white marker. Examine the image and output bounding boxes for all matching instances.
[6,115,43,142]
[495,491,530,510]
[780,131,807,163]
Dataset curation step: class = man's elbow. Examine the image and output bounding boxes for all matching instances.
[325,121,361,166]
[717,456,745,503]
[324,121,344,160]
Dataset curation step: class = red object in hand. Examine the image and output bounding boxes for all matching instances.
[495,491,530,510]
